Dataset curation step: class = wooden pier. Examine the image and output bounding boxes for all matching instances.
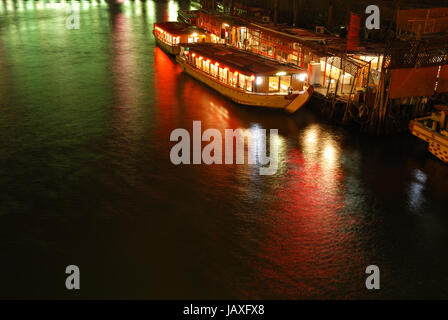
[189,6,448,134]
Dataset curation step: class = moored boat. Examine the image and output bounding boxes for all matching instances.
[153,22,209,55]
[410,111,448,163]
[176,43,313,113]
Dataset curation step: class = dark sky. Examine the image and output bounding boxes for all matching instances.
[248,0,448,27]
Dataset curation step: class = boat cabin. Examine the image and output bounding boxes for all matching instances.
[180,43,309,94]
[153,22,209,47]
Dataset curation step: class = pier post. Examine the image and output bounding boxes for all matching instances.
[323,57,327,86]
[343,69,358,123]
[326,59,333,96]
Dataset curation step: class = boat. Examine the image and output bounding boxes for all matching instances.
[177,9,199,25]
[176,43,314,113]
[153,22,209,55]
[410,111,448,163]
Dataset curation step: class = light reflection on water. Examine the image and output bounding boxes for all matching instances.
[0,0,448,299]
[408,169,427,215]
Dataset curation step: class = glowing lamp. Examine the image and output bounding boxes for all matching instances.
[256,77,263,85]
[276,71,286,76]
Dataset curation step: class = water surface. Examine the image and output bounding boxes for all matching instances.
[0,0,447,299]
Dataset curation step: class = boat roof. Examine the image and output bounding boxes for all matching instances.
[154,22,205,36]
[184,43,306,76]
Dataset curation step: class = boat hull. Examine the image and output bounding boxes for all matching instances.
[154,35,179,55]
[176,56,313,112]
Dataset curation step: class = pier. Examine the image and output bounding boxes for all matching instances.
[190,3,448,134]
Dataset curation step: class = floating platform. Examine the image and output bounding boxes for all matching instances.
[410,111,448,163]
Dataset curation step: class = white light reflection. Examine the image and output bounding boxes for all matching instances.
[252,125,285,174]
[146,0,155,23]
[408,169,427,213]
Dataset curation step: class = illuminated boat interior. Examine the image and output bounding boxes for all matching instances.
[180,43,309,94]
[153,22,208,47]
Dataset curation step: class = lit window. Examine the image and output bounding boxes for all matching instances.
[202,60,210,73]
[268,76,279,92]
[238,74,246,90]
[246,78,253,92]
[280,75,291,93]
[219,68,226,83]
[211,64,218,77]
[229,72,238,87]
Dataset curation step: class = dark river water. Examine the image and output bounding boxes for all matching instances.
[0,0,447,299]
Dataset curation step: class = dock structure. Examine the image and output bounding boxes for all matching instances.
[191,7,448,134]
[365,37,448,134]
[396,7,448,39]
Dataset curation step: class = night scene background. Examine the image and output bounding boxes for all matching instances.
[0,0,447,299]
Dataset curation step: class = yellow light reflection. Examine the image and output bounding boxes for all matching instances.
[302,124,320,163]
[209,102,229,120]
[319,138,340,193]
[323,143,336,163]
[300,124,341,194]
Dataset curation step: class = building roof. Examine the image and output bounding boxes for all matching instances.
[197,10,386,57]
[184,43,306,76]
[249,23,385,56]
[154,22,205,36]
